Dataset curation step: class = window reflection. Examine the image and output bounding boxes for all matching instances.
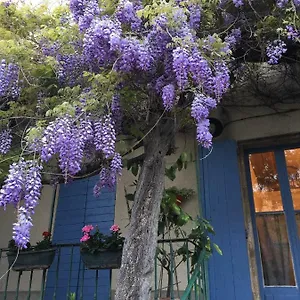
[284,149,300,237]
[250,152,282,212]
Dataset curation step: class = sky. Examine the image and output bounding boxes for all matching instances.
[2,0,67,8]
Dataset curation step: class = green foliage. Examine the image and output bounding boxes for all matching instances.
[159,187,194,233]
[67,292,76,300]
[165,152,190,180]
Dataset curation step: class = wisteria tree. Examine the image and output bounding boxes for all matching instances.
[0,0,299,299]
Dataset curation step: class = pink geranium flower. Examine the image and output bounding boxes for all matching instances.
[82,225,94,233]
[80,234,90,242]
[110,224,120,232]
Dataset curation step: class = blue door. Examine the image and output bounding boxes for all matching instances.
[245,147,300,299]
[199,140,252,300]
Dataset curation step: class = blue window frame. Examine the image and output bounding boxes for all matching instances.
[245,145,300,299]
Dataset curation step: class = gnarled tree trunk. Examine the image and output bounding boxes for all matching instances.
[115,120,174,300]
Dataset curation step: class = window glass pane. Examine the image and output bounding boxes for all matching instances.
[249,152,296,286]
[284,149,300,238]
[256,214,295,286]
[249,152,283,212]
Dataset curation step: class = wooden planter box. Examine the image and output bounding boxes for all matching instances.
[81,249,122,270]
[7,248,56,271]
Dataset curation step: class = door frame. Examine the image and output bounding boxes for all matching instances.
[237,133,300,300]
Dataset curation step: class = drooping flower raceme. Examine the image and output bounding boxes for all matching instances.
[188,4,201,29]
[213,62,230,99]
[39,116,93,177]
[191,94,216,148]
[286,25,299,41]
[225,28,242,49]
[162,84,176,111]
[0,129,12,154]
[94,114,116,158]
[266,40,287,64]
[233,0,243,7]
[0,60,20,98]
[293,0,300,7]
[13,207,33,249]
[70,0,100,31]
[116,0,142,31]
[0,159,27,208]
[196,119,213,148]
[172,47,190,90]
[276,0,289,8]
[93,152,122,196]
[0,159,43,248]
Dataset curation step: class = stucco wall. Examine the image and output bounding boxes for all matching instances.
[0,185,56,294]
[218,106,300,142]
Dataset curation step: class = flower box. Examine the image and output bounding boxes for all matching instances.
[7,248,56,271]
[80,249,122,270]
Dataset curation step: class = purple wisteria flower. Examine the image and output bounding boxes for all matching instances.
[70,0,100,31]
[266,40,287,64]
[0,60,20,98]
[213,62,230,99]
[225,28,242,50]
[162,84,176,111]
[0,159,42,248]
[94,152,123,196]
[13,207,33,248]
[39,116,93,177]
[173,47,190,90]
[0,129,12,154]
[286,25,299,41]
[276,0,289,8]
[233,0,243,7]
[196,119,213,148]
[94,114,116,158]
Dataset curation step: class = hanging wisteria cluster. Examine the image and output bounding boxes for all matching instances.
[0,0,299,248]
[0,129,12,154]
[0,160,42,248]
[0,59,20,99]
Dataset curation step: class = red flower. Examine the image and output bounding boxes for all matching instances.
[42,231,51,237]
[176,195,183,201]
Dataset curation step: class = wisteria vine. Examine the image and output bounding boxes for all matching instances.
[0,0,299,248]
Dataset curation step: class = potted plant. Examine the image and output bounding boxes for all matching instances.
[80,224,125,269]
[7,231,56,271]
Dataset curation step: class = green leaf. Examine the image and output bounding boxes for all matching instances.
[180,152,188,162]
[125,193,135,201]
[213,243,222,255]
[176,157,183,171]
[131,163,139,176]
[165,165,176,181]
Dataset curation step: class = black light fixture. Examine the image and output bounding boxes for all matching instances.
[208,117,224,138]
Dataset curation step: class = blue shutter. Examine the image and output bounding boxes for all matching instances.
[45,176,116,299]
[199,140,252,300]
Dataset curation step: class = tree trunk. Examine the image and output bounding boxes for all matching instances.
[115,120,174,300]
